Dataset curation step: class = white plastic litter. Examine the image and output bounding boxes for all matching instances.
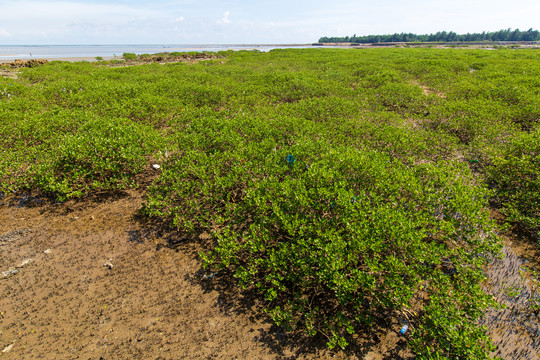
[1,268,18,279]
[17,258,33,268]
[2,343,14,353]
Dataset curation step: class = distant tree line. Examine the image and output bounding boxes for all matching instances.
[319,28,540,43]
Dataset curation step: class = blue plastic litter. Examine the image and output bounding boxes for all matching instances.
[400,325,408,335]
[286,154,296,164]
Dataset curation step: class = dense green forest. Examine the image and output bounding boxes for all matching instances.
[319,28,540,43]
[1,48,540,359]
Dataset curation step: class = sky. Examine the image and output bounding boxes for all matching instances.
[0,0,538,44]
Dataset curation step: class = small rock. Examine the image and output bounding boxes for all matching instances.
[103,260,114,269]
[152,164,161,170]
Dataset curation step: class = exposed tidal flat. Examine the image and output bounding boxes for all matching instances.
[1,48,539,359]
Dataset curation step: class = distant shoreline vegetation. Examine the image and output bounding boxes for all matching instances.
[319,28,540,44]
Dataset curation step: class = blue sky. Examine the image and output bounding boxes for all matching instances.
[0,0,538,44]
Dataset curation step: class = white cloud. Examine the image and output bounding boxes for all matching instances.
[0,0,538,44]
[0,28,12,38]
[219,11,231,25]
[0,0,166,43]
[1,1,154,22]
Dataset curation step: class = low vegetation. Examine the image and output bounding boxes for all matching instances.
[122,51,221,63]
[1,48,539,359]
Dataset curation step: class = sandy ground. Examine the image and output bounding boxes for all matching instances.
[0,169,411,360]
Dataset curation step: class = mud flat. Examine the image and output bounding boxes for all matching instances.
[481,237,540,359]
[0,183,409,359]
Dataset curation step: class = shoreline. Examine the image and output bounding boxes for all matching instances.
[1,56,115,63]
[0,44,314,62]
[2,42,539,64]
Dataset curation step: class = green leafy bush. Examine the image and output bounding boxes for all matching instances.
[28,118,161,200]
[5,47,540,358]
[122,52,137,61]
[488,128,540,240]
[145,136,499,357]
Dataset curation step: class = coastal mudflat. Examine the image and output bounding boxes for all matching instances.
[0,173,408,360]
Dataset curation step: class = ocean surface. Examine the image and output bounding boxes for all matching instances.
[0,44,317,60]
